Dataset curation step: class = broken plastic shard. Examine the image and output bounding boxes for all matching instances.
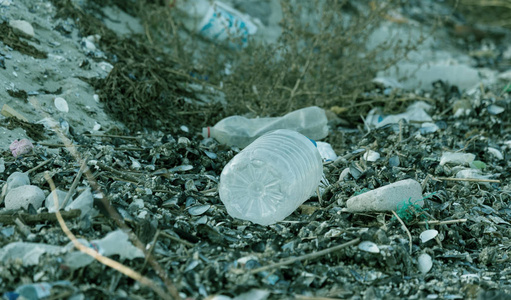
[358,241,380,253]
[439,152,475,166]
[420,229,438,243]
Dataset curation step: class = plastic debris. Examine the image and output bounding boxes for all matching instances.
[173,0,260,48]
[64,229,144,269]
[219,129,323,225]
[44,189,68,211]
[418,253,433,274]
[487,147,503,160]
[358,241,380,253]
[420,122,440,134]
[420,229,439,243]
[203,106,328,148]
[65,188,94,217]
[3,280,75,300]
[0,242,63,266]
[9,139,34,158]
[487,104,504,115]
[344,179,423,212]
[365,101,433,129]
[439,152,475,166]
[0,158,4,173]
[316,141,337,161]
[363,150,380,162]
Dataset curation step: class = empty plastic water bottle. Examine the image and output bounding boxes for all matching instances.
[173,0,259,47]
[219,129,323,225]
[203,106,328,148]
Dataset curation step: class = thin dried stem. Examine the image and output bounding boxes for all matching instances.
[44,172,173,300]
[392,210,412,254]
[247,238,360,274]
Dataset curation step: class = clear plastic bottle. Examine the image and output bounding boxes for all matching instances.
[203,106,328,148]
[173,0,260,47]
[219,129,323,225]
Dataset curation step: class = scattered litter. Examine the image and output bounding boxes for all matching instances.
[3,280,76,300]
[358,241,380,253]
[487,147,503,160]
[316,141,337,161]
[487,104,504,115]
[64,229,144,269]
[344,179,423,212]
[219,130,322,225]
[420,122,440,134]
[363,150,380,162]
[420,229,439,243]
[203,106,328,148]
[439,152,475,166]
[365,101,433,129]
[9,139,34,158]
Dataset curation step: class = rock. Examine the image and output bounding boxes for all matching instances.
[2,172,30,199]
[418,253,433,274]
[8,20,35,38]
[344,179,423,212]
[5,185,45,210]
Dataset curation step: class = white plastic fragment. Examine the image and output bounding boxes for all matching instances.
[420,122,439,134]
[0,158,4,173]
[439,152,475,166]
[66,188,93,217]
[487,104,504,115]
[365,101,433,129]
[5,185,45,210]
[363,150,380,162]
[487,147,504,160]
[420,229,438,243]
[54,97,69,113]
[45,189,68,212]
[344,179,423,212]
[0,242,62,266]
[358,241,380,253]
[64,229,144,269]
[455,169,492,181]
[316,141,337,161]
[418,253,433,274]
[9,20,35,38]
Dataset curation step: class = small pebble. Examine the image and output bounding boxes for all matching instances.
[420,229,438,243]
[9,20,35,38]
[5,185,45,210]
[54,97,69,113]
[418,253,433,274]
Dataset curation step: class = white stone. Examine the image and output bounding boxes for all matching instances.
[344,179,423,212]
[418,253,433,274]
[5,185,45,210]
[54,97,69,113]
[2,172,30,199]
[9,20,35,38]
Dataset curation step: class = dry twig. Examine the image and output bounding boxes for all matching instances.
[247,238,360,274]
[392,210,412,254]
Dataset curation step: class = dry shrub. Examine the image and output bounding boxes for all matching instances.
[451,0,511,28]
[136,0,415,123]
